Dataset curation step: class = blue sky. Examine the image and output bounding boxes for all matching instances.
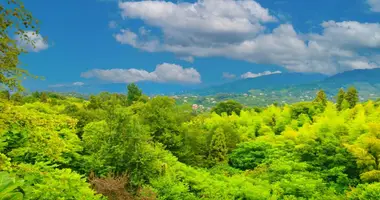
[18,0,380,94]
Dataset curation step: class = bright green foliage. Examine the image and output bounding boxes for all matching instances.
[0,171,23,200]
[139,96,191,152]
[0,103,82,165]
[127,83,142,105]
[2,82,380,199]
[336,88,346,111]
[82,107,165,186]
[346,87,359,108]
[346,182,380,199]
[211,100,243,116]
[15,163,103,200]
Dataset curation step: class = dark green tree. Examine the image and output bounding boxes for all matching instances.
[40,92,48,103]
[336,88,345,111]
[10,92,23,104]
[127,83,142,105]
[211,100,243,116]
[0,90,10,100]
[314,89,327,107]
[208,128,228,166]
[345,87,359,109]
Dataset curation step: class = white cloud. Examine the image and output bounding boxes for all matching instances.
[114,29,160,52]
[222,72,236,79]
[178,56,195,63]
[138,26,150,35]
[241,70,281,79]
[81,63,201,84]
[338,59,379,70]
[15,31,49,52]
[73,82,85,86]
[119,0,276,46]
[368,0,380,12]
[49,82,85,88]
[310,21,380,49]
[115,0,380,75]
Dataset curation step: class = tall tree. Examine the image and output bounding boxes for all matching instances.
[127,83,142,105]
[1,0,39,90]
[345,87,359,109]
[40,92,48,103]
[208,128,228,166]
[336,88,345,111]
[314,89,327,107]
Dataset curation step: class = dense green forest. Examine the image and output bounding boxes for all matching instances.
[1,1,380,199]
[1,86,380,199]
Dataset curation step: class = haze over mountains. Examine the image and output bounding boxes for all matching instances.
[188,68,380,99]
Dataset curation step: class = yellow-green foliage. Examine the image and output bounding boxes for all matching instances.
[1,87,380,199]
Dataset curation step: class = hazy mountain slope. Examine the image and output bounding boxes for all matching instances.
[190,73,327,95]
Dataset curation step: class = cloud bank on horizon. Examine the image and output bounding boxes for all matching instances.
[81,63,201,84]
[112,0,380,75]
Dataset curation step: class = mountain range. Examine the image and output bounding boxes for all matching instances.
[189,69,380,100]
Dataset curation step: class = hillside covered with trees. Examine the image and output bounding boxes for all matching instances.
[2,0,380,199]
[1,85,380,199]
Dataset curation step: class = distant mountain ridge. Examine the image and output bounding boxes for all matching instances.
[286,68,380,98]
[189,68,380,99]
[190,72,327,95]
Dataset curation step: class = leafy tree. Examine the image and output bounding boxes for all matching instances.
[139,96,191,152]
[82,107,165,186]
[208,128,228,166]
[314,89,327,107]
[211,100,243,116]
[229,141,272,170]
[127,83,142,105]
[345,87,359,108]
[40,92,48,103]
[336,88,345,111]
[0,0,40,90]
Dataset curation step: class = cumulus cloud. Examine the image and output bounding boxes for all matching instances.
[114,29,160,52]
[15,31,48,52]
[119,0,276,46]
[241,70,281,79]
[81,63,201,84]
[222,72,236,79]
[310,21,380,49]
[49,82,85,88]
[115,0,380,75]
[368,0,380,12]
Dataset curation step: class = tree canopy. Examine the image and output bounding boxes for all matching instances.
[0,0,40,91]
